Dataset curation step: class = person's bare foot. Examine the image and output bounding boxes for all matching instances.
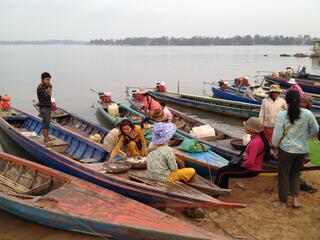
[293,197,302,208]
[44,137,55,143]
[272,201,287,212]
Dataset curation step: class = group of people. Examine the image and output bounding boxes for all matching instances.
[37,72,319,211]
[216,81,319,209]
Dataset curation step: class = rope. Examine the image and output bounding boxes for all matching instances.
[203,209,237,239]
[227,209,258,240]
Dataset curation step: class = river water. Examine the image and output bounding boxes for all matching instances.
[0,45,319,238]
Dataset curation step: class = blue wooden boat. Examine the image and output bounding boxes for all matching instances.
[148,91,261,119]
[0,152,219,240]
[265,75,320,94]
[0,107,245,209]
[211,86,260,104]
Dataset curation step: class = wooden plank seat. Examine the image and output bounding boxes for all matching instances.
[31,136,69,154]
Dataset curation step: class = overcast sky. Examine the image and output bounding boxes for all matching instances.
[0,0,319,41]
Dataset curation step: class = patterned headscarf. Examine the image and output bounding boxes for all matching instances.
[152,122,177,145]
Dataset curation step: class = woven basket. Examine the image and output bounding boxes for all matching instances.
[125,157,147,170]
[230,139,246,150]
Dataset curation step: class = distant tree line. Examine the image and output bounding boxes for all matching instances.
[89,35,318,46]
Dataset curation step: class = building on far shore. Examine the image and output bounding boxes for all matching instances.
[311,40,320,58]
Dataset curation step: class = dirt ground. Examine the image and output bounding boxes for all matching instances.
[175,170,320,240]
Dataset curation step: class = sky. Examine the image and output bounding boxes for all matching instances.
[0,0,319,41]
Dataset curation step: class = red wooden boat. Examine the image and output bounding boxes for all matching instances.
[0,151,221,240]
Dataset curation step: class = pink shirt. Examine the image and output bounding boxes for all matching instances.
[143,96,161,111]
[285,84,304,95]
[163,106,173,122]
[241,133,264,171]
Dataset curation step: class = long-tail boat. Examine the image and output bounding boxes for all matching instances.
[148,91,260,119]
[264,75,320,94]
[0,152,221,240]
[0,107,244,209]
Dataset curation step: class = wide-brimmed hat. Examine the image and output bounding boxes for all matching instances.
[150,109,167,122]
[103,91,111,96]
[266,84,282,93]
[288,78,297,85]
[152,122,177,145]
[243,117,262,133]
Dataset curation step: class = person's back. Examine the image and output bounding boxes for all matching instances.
[147,145,177,182]
[272,108,319,154]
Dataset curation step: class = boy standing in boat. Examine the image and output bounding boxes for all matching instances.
[37,72,54,143]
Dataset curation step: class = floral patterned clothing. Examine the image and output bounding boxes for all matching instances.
[147,145,178,182]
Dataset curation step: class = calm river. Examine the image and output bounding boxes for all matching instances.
[0,45,319,238]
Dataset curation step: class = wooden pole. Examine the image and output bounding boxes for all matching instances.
[177,81,180,93]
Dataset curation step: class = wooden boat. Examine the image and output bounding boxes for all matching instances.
[96,99,235,177]
[148,91,261,119]
[127,97,243,160]
[95,101,144,127]
[0,107,245,209]
[212,86,320,120]
[264,75,320,94]
[0,152,220,240]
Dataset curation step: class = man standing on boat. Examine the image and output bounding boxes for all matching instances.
[259,84,287,145]
[37,72,54,143]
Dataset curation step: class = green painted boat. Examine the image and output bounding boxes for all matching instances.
[95,101,145,127]
[149,91,260,119]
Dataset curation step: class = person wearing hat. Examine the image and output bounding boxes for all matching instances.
[259,84,287,145]
[285,78,304,95]
[214,117,271,189]
[136,88,161,117]
[150,108,168,123]
[108,119,147,163]
[155,82,166,92]
[147,122,196,183]
[272,91,319,209]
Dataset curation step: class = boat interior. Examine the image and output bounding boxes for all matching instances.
[4,115,106,163]
[1,110,229,197]
[0,155,67,197]
[101,103,143,121]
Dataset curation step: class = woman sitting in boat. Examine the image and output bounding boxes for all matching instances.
[155,82,167,92]
[147,122,196,183]
[244,84,256,101]
[108,119,147,163]
[214,117,270,189]
[136,88,161,117]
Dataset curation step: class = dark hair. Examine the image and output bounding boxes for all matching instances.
[285,91,301,124]
[160,102,166,107]
[260,131,271,161]
[41,72,51,79]
[119,119,134,134]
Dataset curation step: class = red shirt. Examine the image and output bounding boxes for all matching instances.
[241,133,265,171]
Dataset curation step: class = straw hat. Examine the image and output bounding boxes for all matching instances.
[103,92,111,96]
[150,109,167,122]
[152,122,177,145]
[288,78,297,85]
[243,117,262,133]
[266,84,282,93]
